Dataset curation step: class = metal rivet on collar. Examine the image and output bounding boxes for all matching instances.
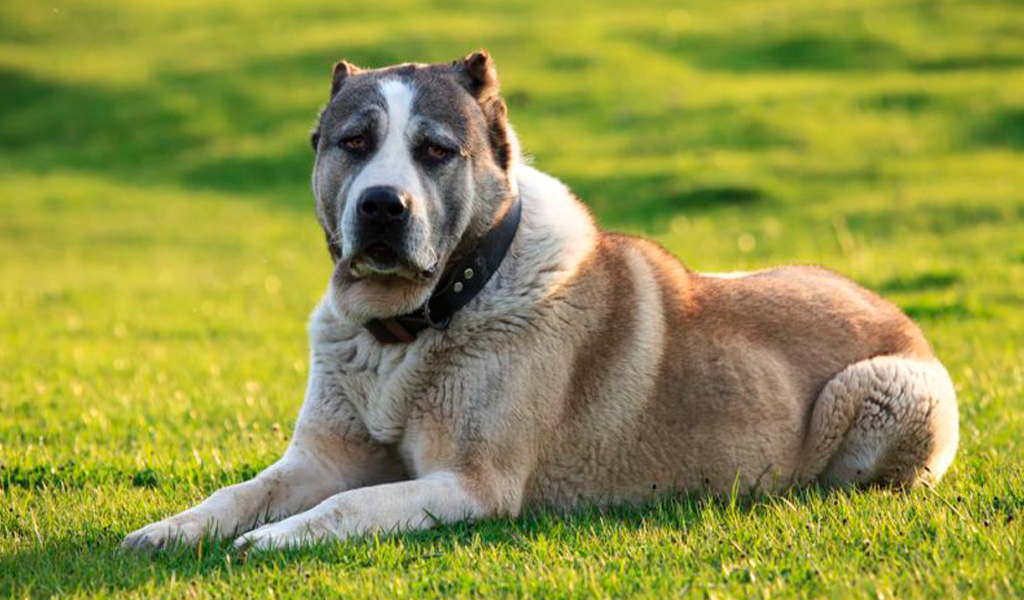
[464,268,474,280]
[453,282,464,293]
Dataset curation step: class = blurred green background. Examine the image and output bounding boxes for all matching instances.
[1,0,1023,598]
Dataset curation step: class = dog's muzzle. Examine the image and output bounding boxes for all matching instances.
[351,185,413,272]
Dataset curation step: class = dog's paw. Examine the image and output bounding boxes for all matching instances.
[121,516,210,552]
[233,519,328,552]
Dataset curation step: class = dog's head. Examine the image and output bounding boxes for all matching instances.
[310,51,519,323]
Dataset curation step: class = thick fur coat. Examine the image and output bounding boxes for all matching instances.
[123,52,958,551]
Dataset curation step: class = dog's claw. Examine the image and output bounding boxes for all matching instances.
[233,529,277,551]
[233,520,321,551]
[121,518,207,552]
[121,528,164,552]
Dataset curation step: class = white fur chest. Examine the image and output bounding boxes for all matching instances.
[306,299,421,442]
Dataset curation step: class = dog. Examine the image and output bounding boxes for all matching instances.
[123,51,959,551]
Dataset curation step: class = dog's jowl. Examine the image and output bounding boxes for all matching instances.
[123,51,958,551]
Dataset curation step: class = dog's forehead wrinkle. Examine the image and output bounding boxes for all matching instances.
[414,117,461,146]
[338,108,380,134]
[410,87,489,155]
[328,68,476,144]
[324,77,386,127]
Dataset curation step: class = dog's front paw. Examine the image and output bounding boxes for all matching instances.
[121,515,212,552]
[233,518,329,551]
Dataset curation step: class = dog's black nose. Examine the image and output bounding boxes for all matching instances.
[357,186,408,225]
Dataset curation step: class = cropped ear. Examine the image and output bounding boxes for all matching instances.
[330,60,362,98]
[312,60,363,151]
[453,50,500,101]
[452,50,515,171]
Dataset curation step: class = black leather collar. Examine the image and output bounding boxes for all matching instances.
[364,196,522,344]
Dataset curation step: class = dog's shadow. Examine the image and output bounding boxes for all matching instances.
[1,488,844,598]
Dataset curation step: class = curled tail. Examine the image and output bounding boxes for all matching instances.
[801,356,959,488]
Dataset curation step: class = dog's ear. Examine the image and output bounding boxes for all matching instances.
[312,60,364,150]
[453,50,500,102]
[331,60,362,98]
[453,50,515,171]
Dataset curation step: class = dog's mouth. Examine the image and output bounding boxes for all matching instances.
[364,242,399,267]
[344,241,437,284]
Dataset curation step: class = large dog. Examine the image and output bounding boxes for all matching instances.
[123,51,959,551]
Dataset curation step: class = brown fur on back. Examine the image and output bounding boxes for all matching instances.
[525,232,937,503]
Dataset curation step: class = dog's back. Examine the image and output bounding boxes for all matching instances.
[524,231,955,505]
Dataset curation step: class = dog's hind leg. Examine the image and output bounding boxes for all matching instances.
[801,356,959,488]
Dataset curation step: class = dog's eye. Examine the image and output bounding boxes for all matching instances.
[426,144,450,161]
[340,135,367,152]
[414,141,456,166]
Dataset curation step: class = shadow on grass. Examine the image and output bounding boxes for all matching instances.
[0,488,833,599]
[636,26,1024,75]
[866,271,989,323]
[639,31,905,72]
[1,462,265,492]
[970,107,1024,150]
[863,91,935,112]
[568,172,770,231]
[902,301,987,322]
[0,534,238,600]
[0,68,204,176]
[877,271,961,294]
[0,45,407,210]
[0,66,315,208]
[619,107,800,156]
[845,202,1022,237]
[2,44,780,221]
[909,54,1024,72]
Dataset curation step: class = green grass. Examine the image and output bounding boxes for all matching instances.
[2,0,1024,597]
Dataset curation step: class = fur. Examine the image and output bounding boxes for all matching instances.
[123,52,959,552]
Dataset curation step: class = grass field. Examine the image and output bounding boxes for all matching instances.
[2,0,1024,597]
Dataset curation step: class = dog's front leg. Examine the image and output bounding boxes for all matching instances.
[121,442,378,552]
[236,470,506,550]
[122,356,401,551]
[122,454,323,551]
